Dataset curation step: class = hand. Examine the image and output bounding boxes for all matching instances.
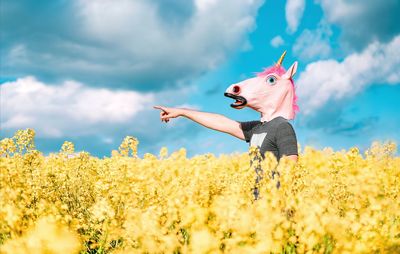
[153,106,183,123]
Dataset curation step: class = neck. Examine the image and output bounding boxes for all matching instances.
[261,112,286,122]
[259,97,294,122]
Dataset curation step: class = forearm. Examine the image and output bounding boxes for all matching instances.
[286,155,298,162]
[179,109,243,139]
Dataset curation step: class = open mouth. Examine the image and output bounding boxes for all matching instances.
[224,93,247,108]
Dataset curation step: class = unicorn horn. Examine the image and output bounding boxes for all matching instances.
[276,50,287,66]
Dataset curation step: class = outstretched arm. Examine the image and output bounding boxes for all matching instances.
[153,106,244,140]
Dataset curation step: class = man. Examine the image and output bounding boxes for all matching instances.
[154,51,299,163]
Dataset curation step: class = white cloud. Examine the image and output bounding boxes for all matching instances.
[285,0,305,33]
[0,77,154,137]
[316,0,400,49]
[296,35,400,114]
[0,76,203,156]
[317,0,358,22]
[195,0,218,11]
[270,35,284,48]
[2,0,264,90]
[292,22,332,61]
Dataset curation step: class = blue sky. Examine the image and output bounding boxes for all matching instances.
[1,0,399,157]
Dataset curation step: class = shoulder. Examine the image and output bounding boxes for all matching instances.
[239,120,261,143]
[268,116,291,126]
[267,117,296,137]
[273,116,289,125]
[268,117,292,130]
[277,119,294,129]
[276,120,296,137]
[240,120,261,131]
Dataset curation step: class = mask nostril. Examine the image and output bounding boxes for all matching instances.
[233,85,240,94]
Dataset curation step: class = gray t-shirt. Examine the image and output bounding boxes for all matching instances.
[240,116,298,160]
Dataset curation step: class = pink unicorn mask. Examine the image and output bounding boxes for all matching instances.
[225,51,299,122]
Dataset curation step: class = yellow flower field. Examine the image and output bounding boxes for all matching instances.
[0,129,399,254]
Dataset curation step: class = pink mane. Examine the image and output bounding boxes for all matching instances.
[257,65,299,116]
[257,65,286,77]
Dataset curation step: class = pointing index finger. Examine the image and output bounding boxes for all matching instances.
[153,105,166,112]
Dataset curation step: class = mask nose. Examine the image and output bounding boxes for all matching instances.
[225,84,242,94]
[232,85,241,94]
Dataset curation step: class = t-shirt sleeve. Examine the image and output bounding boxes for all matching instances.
[240,121,259,143]
[276,122,298,156]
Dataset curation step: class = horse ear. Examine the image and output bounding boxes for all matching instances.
[283,61,298,79]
